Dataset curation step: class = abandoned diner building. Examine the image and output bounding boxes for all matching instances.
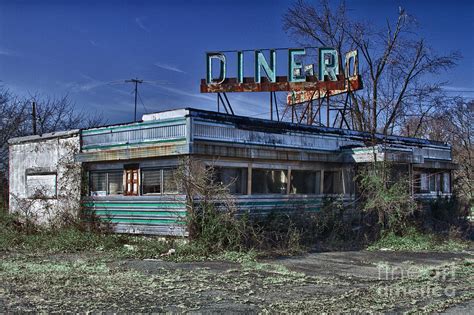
[8,48,455,236]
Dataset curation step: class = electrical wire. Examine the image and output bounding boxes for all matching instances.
[137,89,149,114]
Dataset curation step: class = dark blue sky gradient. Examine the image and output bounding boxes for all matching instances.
[0,0,473,124]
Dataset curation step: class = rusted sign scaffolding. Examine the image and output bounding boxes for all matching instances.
[282,75,362,129]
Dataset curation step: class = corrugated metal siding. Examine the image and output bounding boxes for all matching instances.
[192,120,363,152]
[82,119,186,150]
[82,194,356,236]
[75,141,188,163]
[233,195,355,215]
[82,196,187,236]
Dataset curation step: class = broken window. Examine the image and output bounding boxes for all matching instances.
[89,170,123,196]
[214,167,248,194]
[252,169,288,194]
[141,169,162,194]
[26,173,57,199]
[323,170,343,194]
[290,170,320,194]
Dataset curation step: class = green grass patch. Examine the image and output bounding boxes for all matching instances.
[0,211,261,262]
[367,227,470,252]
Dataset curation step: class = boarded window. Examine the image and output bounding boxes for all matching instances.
[163,168,178,194]
[214,167,248,194]
[26,174,57,198]
[323,170,343,194]
[252,169,288,194]
[290,170,320,194]
[142,169,162,194]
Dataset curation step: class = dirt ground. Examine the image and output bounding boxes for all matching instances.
[0,249,472,313]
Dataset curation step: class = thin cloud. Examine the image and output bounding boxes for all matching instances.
[441,86,474,92]
[156,85,214,101]
[89,40,100,47]
[0,48,16,57]
[154,62,186,74]
[61,74,131,96]
[135,17,150,32]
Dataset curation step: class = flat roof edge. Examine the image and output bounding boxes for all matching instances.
[185,108,450,148]
[8,129,80,145]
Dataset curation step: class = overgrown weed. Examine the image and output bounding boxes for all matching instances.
[367,226,469,252]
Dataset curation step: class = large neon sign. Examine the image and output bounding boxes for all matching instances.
[200,47,362,104]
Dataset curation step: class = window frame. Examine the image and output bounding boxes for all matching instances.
[140,168,163,196]
[89,169,124,196]
[290,169,321,195]
[251,168,288,195]
[213,166,248,195]
[162,167,179,194]
[26,172,58,199]
[322,169,344,195]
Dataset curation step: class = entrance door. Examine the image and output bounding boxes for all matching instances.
[125,169,139,196]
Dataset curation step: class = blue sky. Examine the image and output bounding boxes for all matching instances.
[0,0,473,124]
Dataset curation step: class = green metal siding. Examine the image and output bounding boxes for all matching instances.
[82,197,187,235]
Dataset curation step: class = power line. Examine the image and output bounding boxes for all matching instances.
[137,89,149,114]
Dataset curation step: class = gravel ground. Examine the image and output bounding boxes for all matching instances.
[0,249,472,313]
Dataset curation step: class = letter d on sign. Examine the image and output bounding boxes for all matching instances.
[206,53,227,84]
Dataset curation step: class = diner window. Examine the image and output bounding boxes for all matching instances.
[343,169,355,195]
[163,168,178,193]
[290,170,320,194]
[142,169,162,195]
[429,173,436,192]
[323,170,343,194]
[108,171,124,195]
[420,173,429,192]
[442,172,451,193]
[252,169,288,194]
[89,170,123,196]
[214,167,248,194]
[415,170,451,194]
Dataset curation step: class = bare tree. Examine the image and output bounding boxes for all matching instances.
[283,0,459,135]
[416,98,473,204]
[0,89,31,171]
[0,87,104,210]
[28,93,104,135]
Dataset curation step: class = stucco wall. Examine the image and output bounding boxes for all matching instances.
[8,131,81,225]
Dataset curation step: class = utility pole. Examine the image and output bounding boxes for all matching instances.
[32,101,37,135]
[125,78,144,122]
